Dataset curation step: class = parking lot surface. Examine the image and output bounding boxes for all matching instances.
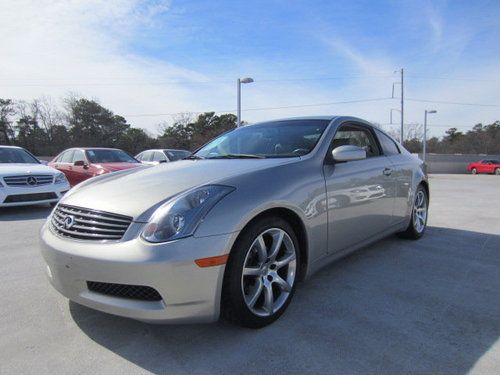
[0,174,499,374]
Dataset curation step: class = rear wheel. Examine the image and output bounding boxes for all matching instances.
[222,216,300,328]
[471,168,478,174]
[398,185,428,240]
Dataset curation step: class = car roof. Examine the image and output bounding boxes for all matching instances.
[247,116,374,126]
[66,147,122,151]
[0,145,23,149]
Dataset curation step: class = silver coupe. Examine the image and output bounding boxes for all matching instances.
[40,116,429,328]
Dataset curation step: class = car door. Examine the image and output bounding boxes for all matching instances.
[374,128,411,225]
[323,122,396,254]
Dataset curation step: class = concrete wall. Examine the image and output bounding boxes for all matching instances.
[416,154,500,174]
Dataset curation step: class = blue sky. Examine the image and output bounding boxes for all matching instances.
[1,0,499,137]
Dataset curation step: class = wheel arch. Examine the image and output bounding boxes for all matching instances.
[229,207,309,281]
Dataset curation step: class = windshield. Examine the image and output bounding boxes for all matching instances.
[194,120,330,159]
[0,147,40,164]
[86,149,138,163]
[165,150,191,161]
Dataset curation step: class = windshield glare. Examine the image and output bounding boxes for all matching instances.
[0,147,40,164]
[86,149,138,163]
[195,120,330,159]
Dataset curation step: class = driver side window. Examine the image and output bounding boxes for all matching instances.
[331,124,380,158]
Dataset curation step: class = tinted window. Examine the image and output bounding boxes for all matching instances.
[60,150,74,163]
[86,149,138,163]
[72,150,85,163]
[195,120,330,159]
[332,124,380,158]
[375,129,400,156]
[165,150,191,161]
[0,147,40,164]
[141,151,153,162]
[152,151,166,162]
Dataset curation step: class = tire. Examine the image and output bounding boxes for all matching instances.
[221,216,300,328]
[397,185,428,240]
[471,168,477,174]
[495,168,500,175]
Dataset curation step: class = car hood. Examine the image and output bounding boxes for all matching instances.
[97,162,142,172]
[0,163,59,176]
[61,158,296,219]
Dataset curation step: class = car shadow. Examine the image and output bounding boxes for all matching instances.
[69,226,500,374]
[0,205,52,221]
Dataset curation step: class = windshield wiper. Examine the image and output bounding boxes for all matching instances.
[183,154,205,160]
[207,154,265,159]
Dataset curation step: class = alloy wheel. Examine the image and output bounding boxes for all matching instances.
[413,190,427,233]
[241,228,297,317]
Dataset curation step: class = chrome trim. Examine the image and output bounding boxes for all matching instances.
[51,204,132,241]
[3,174,54,186]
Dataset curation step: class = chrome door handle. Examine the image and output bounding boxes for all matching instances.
[383,168,392,176]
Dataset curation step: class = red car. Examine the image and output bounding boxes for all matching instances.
[49,148,143,186]
[467,159,500,175]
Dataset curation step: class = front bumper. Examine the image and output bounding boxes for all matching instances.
[0,183,69,207]
[40,222,238,323]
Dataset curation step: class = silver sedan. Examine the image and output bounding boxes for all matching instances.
[40,116,428,328]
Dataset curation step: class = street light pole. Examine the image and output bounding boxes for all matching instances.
[236,77,254,127]
[423,110,437,163]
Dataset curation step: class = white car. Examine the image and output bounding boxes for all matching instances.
[0,145,70,207]
[135,149,191,165]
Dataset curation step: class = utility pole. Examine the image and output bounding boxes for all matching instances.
[423,110,437,163]
[236,77,254,127]
[400,68,404,144]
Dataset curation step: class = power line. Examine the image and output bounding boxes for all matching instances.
[407,98,500,107]
[406,75,500,84]
[124,97,393,118]
[0,75,394,87]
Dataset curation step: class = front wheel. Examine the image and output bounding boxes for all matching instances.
[471,168,478,174]
[398,185,428,240]
[221,216,300,328]
[495,168,500,175]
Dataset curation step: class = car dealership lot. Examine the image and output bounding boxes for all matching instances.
[0,175,498,374]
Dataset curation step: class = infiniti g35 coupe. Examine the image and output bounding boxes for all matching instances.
[0,145,70,207]
[40,116,429,328]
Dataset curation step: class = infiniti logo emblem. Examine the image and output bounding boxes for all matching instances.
[27,176,37,186]
[64,215,76,229]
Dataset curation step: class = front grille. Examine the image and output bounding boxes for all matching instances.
[3,174,53,186]
[4,192,57,203]
[51,204,132,241]
[87,281,162,301]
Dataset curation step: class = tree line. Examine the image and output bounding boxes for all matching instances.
[0,95,237,156]
[1,95,499,156]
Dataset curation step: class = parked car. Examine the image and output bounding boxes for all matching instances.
[467,159,500,175]
[0,145,70,207]
[40,116,428,328]
[49,148,143,186]
[135,149,191,165]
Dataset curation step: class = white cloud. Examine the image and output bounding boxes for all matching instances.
[0,1,499,138]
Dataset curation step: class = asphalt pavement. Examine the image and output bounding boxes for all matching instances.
[0,174,499,374]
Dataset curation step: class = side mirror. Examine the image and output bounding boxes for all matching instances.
[74,160,88,169]
[159,159,168,164]
[332,145,366,162]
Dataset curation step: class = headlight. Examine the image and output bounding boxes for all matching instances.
[54,173,67,184]
[141,185,235,243]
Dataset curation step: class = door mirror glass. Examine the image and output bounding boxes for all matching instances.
[332,145,366,162]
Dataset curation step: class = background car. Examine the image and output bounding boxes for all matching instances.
[49,147,142,186]
[467,159,500,175]
[0,145,69,207]
[135,149,191,165]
